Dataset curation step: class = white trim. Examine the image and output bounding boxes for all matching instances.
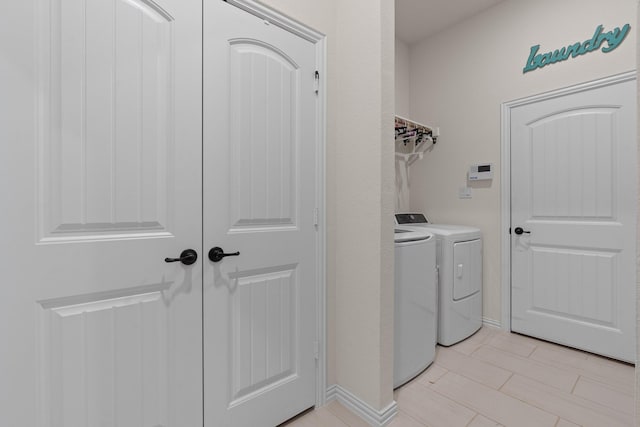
[500,70,637,334]
[225,0,328,409]
[326,385,398,427]
[314,35,328,407]
[500,100,512,333]
[225,0,325,42]
[482,317,501,329]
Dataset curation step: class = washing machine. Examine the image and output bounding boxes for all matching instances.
[394,227,437,388]
[396,213,482,346]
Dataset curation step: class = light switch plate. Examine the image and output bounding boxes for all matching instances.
[459,186,472,199]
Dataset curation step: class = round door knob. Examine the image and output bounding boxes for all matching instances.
[208,247,240,262]
[164,249,198,265]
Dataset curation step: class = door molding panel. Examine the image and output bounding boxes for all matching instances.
[501,70,637,333]
[35,0,176,243]
[225,0,325,43]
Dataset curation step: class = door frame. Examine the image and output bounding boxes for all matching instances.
[224,0,328,407]
[500,70,637,332]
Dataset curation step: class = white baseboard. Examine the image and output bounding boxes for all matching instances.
[482,317,502,329]
[326,384,398,426]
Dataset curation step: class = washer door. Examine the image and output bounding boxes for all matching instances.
[452,239,482,300]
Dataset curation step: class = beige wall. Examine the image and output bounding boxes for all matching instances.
[408,0,637,323]
[395,38,412,212]
[333,0,395,409]
[636,2,639,421]
[257,0,396,411]
[395,39,410,117]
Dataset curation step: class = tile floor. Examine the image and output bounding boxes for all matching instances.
[282,327,635,427]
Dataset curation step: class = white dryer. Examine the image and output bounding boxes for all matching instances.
[396,213,482,346]
[394,227,437,388]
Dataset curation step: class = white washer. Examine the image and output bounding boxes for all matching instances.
[394,227,437,388]
[396,213,482,346]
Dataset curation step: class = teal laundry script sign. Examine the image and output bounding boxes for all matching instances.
[523,24,631,73]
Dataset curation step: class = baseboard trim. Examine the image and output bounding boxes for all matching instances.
[326,384,398,426]
[482,317,502,329]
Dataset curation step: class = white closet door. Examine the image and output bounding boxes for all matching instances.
[203,1,319,426]
[510,76,636,362]
[0,0,203,425]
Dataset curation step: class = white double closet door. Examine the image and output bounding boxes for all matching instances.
[1,1,319,426]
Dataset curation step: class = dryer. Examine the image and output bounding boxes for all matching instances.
[396,213,482,346]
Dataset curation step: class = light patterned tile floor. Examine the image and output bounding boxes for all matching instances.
[282,327,635,427]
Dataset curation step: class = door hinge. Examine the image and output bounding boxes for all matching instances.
[314,70,320,95]
[313,208,319,227]
[509,227,511,234]
[313,341,319,360]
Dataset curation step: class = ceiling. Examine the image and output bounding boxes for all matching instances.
[395,0,505,45]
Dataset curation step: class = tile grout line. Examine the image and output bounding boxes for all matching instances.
[498,372,515,392]
[429,369,561,426]
[499,373,615,427]
[324,401,369,427]
[528,350,633,393]
[397,408,429,427]
[570,375,580,395]
[469,345,583,394]
[464,413,480,427]
[417,373,492,421]
[410,379,481,419]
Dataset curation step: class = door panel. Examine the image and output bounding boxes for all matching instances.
[203,2,318,426]
[228,40,297,229]
[529,110,615,220]
[229,266,297,403]
[39,0,175,241]
[510,77,636,362]
[529,246,615,325]
[1,0,202,425]
[40,290,170,426]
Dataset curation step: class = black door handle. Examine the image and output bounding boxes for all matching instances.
[165,249,198,265]
[208,247,240,262]
[514,227,531,235]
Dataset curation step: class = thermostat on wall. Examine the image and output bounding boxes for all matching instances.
[468,163,493,181]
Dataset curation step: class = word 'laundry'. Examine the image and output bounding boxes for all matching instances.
[523,24,630,73]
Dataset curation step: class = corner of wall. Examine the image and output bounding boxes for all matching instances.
[380,0,396,411]
[635,1,640,422]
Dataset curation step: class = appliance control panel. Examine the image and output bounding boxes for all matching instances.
[468,163,493,181]
[395,213,429,225]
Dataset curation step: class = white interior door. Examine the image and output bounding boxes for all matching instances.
[510,76,637,362]
[1,0,203,425]
[203,1,319,425]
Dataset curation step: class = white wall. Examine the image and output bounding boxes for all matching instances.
[408,0,637,323]
[395,38,412,211]
[395,39,410,117]
[334,0,395,409]
[636,1,640,418]
[257,0,396,412]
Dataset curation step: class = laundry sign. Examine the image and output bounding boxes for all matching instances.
[523,23,631,73]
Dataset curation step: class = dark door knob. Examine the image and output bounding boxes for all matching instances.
[208,247,240,262]
[514,227,531,235]
[164,249,198,265]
